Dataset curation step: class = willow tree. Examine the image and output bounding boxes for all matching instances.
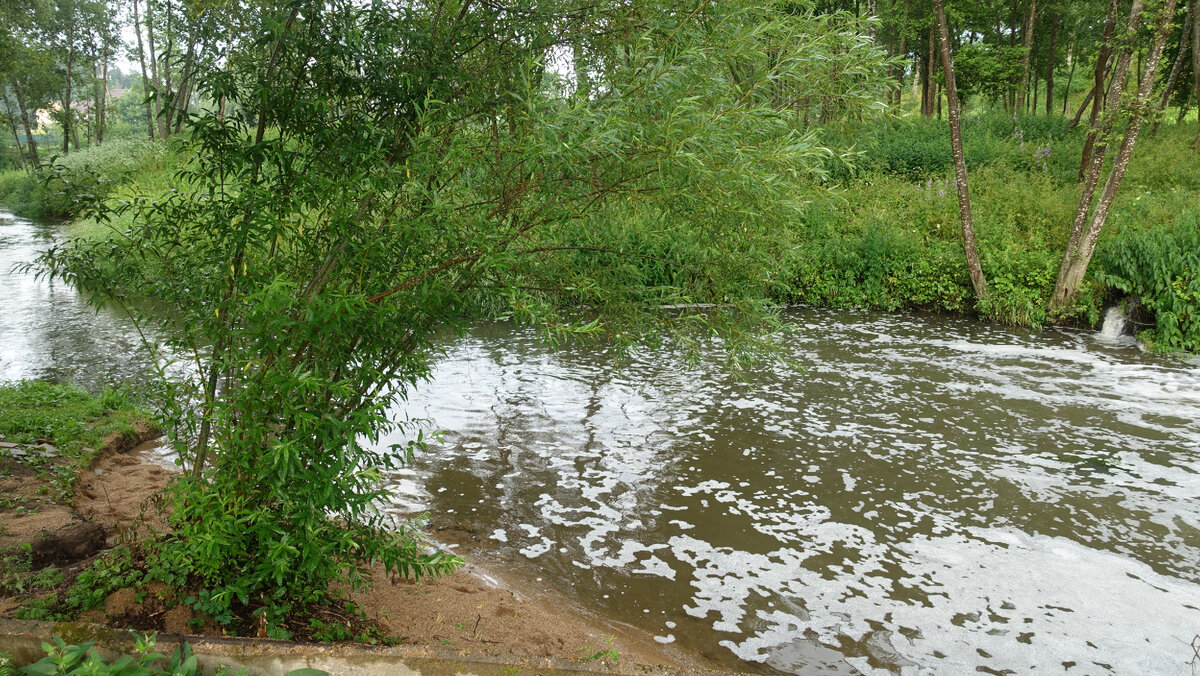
[1050,0,1179,312]
[40,0,891,627]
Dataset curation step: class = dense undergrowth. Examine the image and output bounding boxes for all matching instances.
[3,113,1198,351]
[0,139,169,220]
[791,111,1200,343]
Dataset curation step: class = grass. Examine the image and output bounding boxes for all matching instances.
[0,380,156,503]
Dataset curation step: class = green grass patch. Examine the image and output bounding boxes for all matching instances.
[0,381,156,502]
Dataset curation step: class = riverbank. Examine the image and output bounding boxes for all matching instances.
[4,115,1198,353]
[0,383,718,673]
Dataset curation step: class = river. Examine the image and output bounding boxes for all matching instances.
[4,209,1200,674]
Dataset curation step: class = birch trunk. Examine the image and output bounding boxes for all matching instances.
[1151,0,1194,134]
[146,0,166,140]
[1045,12,1057,115]
[1051,0,1178,312]
[936,0,988,301]
[1016,0,1038,112]
[1079,0,1122,179]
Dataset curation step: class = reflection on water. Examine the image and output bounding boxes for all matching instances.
[0,211,154,390]
[380,314,1200,674]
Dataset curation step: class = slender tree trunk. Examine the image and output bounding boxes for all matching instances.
[936,0,988,301]
[1070,86,1097,127]
[1193,0,1200,147]
[171,39,196,134]
[132,0,155,141]
[923,28,936,116]
[894,1,908,106]
[1051,0,1176,312]
[63,40,74,155]
[1032,66,1040,113]
[2,91,28,171]
[1045,13,1058,115]
[162,1,175,132]
[1152,0,1194,134]
[147,0,166,140]
[1079,0,1123,180]
[97,55,108,145]
[1062,41,1076,115]
[11,77,39,168]
[1016,0,1038,111]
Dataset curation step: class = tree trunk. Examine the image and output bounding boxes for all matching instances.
[1051,0,1176,312]
[2,91,28,171]
[97,54,108,145]
[936,0,989,302]
[11,77,39,168]
[147,0,167,140]
[1045,12,1058,115]
[1016,0,1038,112]
[1065,40,1075,114]
[1194,0,1200,147]
[894,1,909,106]
[923,28,936,116]
[1079,0,1123,179]
[132,0,155,141]
[1152,0,1194,134]
[171,39,197,134]
[63,40,74,155]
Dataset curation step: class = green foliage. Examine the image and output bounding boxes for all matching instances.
[949,43,1026,105]
[17,635,235,676]
[36,0,894,623]
[836,111,1080,180]
[0,548,60,597]
[0,381,153,503]
[1098,210,1200,353]
[0,139,167,219]
[13,547,145,622]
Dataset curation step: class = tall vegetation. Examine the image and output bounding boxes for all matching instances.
[36,0,894,625]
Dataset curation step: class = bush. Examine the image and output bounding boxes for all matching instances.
[0,139,167,219]
[1098,210,1200,353]
[831,111,1082,181]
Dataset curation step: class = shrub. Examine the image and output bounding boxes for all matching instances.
[0,139,167,219]
[1098,210,1200,352]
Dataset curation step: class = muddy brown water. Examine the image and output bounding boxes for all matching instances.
[4,209,1200,674]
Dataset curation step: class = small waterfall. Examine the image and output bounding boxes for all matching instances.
[1098,306,1129,340]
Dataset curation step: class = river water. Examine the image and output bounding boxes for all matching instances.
[4,209,1200,674]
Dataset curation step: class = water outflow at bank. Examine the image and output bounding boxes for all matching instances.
[380,313,1200,674]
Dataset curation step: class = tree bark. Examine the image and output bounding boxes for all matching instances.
[1016,0,1038,112]
[1051,0,1176,312]
[132,0,155,141]
[171,38,196,134]
[1079,0,1122,179]
[146,0,166,140]
[11,77,39,168]
[923,28,936,116]
[1045,12,1058,115]
[63,38,74,155]
[1062,40,1075,115]
[97,52,108,145]
[894,0,909,106]
[2,91,28,171]
[1193,0,1200,146]
[1152,0,1194,134]
[936,0,988,302]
